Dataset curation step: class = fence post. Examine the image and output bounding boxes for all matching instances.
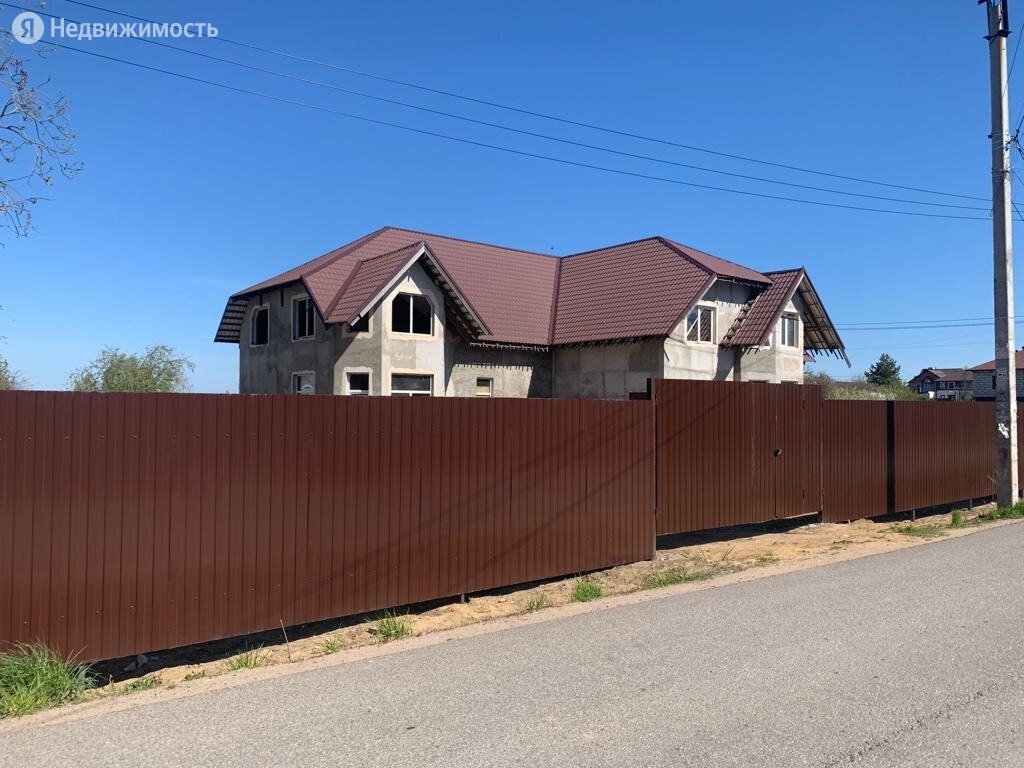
[886,400,897,516]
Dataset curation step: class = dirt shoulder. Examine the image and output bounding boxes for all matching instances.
[2,504,1017,732]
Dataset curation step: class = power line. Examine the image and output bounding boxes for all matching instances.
[6,3,991,214]
[42,40,996,221]
[59,0,991,204]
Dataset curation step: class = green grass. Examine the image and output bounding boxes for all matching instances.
[754,553,780,566]
[524,594,551,613]
[570,578,603,603]
[980,502,1024,521]
[113,677,160,695]
[0,644,93,718]
[183,670,207,682]
[891,522,947,539]
[643,569,687,589]
[366,611,412,642]
[224,647,270,672]
[314,635,345,656]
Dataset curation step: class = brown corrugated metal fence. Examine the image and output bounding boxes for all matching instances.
[0,385,1014,662]
[653,380,821,535]
[0,391,653,661]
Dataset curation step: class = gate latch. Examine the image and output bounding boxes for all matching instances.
[773,448,783,457]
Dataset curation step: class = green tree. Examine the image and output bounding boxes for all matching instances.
[0,353,26,390]
[865,353,902,387]
[68,345,194,393]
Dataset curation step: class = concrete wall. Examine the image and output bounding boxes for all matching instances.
[377,263,446,396]
[445,331,552,397]
[732,293,806,384]
[239,284,336,394]
[553,340,662,399]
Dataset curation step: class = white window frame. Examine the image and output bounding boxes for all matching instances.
[346,370,371,396]
[292,295,315,341]
[390,292,434,336]
[780,313,799,348]
[343,312,372,336]
[291,371,315,395]
[475,377,494,397]
[685,305,715,344]
[390,372,433,397]
[249,304,270,347]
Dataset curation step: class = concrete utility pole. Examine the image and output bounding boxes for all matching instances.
[985,0,1019,507]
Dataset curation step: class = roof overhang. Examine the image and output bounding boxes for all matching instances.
[793,273,849,366]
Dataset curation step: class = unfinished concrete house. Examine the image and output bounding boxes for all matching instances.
[215,226,848,398]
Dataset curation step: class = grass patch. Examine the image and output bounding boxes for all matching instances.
[113,677,159,696]
[224,647,270,672]
[570,578,603,603]
[183,670,207,682]
[366,611,412,642]
[980,502,1024,521]
[754,553,780,567]
[524,594,551,613]
[643,569,686,589]
[0,644,93,718]
[949,510,968,528]
[314,635,345,656]
[891,522,946,539]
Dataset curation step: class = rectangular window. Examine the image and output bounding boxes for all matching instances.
[391,293,433,335]
[685,306,714,343]
[347,371,370,395]
[475,377,493,397]
[250,305,269,346]
[292,372,315,395]
[780,313,799,347]
[347,314,369,333]
[292,296,315,340]
[391,373,432,396]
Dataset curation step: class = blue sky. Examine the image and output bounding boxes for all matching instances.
[0,0,1012,390]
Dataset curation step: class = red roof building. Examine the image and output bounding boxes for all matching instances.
[216,226,847,398]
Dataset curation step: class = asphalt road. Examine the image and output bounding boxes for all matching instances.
[4,524,1024,767]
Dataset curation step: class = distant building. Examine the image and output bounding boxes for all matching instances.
[970,351,1024,401]
[908,367,974,401]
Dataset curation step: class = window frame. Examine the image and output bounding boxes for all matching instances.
[475,377,494,397]
[390,292,434,336]
[780,313,799,348]
[292,295,315,341]
[249,304,270,347]
[346,370,371,396]
[390,372,433,397]
[685,305,715,344]
[291,371,315,395]
[344,313,371,335]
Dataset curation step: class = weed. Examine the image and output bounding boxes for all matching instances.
[314,635,345,656]
[224,647,270,672]
[114,677,159,695]
[524,594,551,613]
[183,670,207,682]
[950,510,966,528]
[571,578,603,602]
[366,611,412,642]
[754,553,780,567]
[980,502,1024,521]
[643,570,686,589]
[0,644,92,718]
[891,522,946,539]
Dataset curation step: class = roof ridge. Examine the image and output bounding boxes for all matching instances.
[382,226,557,259]
[303,226,390,284]
[562,235,664,261]
[547,257,562,344]
[655,236,717,279]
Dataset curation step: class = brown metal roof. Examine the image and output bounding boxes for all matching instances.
[553,238,714,345]
[723,269,804,347]
[215,227,846,358]
[971,351,1024,371]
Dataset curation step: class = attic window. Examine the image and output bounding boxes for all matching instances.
[686,306,714,343]
[780,314,799,347]
[250,306,269,346]
[392,294,432,335]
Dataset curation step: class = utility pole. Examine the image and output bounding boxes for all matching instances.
[985,0,1019,507]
